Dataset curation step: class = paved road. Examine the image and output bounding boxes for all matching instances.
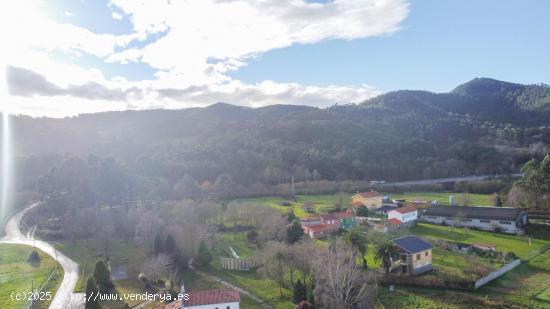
[377,173,523,187]
[0,203,83,309]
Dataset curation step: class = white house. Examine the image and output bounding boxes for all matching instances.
[165,290,240,309]
[387,206,418,228]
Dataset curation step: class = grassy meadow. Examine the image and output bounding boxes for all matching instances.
[0,244,63,309]
[410,223,548,259]
[241,191,496,219]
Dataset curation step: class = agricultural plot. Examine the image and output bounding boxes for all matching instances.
[389,192,494,206]
[377,223,550,308]
[54,239,148,292]
[209,232,295,309]
[0,244,63,309]
[411,223,548,259]
[242,192,495,219]
[240,194,348,218]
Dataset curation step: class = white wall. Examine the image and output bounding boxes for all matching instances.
[388,210,417,223]
[187,301,240,309]
[420,216,520,234]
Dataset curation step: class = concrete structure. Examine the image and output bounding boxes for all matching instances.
[391,235,433,275]
[352,191,382,210]
[421,205,528,234]
[165,289,240,309]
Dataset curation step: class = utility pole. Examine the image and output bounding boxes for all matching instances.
[291,175,295,200]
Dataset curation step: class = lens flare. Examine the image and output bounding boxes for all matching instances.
[1,66,12,221]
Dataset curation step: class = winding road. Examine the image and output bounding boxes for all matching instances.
[0,203,83,309]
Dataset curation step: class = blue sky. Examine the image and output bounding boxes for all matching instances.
[231,0,550,92]
[3,0,550,117]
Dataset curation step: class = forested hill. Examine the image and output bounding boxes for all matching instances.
[9,78,550,199]
[361,78,550,124]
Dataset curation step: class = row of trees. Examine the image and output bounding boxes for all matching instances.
[260,238,372,308]
[510,154,550,209]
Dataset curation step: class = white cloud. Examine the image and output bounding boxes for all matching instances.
[3,0,410,117]
[111,12,123,20]
[110,0,409,83]
[64,11,74,17]
[1,0,138,61]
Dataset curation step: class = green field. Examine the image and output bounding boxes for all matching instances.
[0,244,63,309]
[411,223,548,258]
[240,194,344,218]
[379,248,550,309]
[241,192,495,219]
[217,233,256,257]
[390,192,495,206]
[376,223,550,308]
[54,239,148,293]
[209,232,294,309]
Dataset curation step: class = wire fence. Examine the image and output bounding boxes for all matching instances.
[25,267,60,309]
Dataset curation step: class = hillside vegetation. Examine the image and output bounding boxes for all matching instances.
[7,78,550,202]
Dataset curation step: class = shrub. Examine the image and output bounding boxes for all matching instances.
[165,234,176,255]
[93,260,112,290]
[27,250,41,264]
[85,277,99,309]
[197,240,213,267]
[154,234,164,256]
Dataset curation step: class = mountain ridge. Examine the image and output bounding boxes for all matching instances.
[7,78,550,191]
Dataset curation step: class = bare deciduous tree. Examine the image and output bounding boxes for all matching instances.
[142,254,174,282]
[260,241,288,297]
[312,239,369,309]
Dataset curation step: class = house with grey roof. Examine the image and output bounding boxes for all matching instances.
[421,205,528,234]
[390,235,433,275]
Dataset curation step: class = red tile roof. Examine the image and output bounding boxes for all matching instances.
[165,290,240,308]
[307,224,329,233]
[356,191,381,198]
[333,211,353,219]
[392,206,417,214]
[301,216,321,222]
[388,218,402,225]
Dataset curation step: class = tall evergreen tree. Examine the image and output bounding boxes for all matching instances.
[154,233,164,256]
[287,210,297,222]
[286,221,304,244]
[85,277,99,309]
[92,260,111,288]
[197,240,213,267]
[292,279,307,304]
[344,229,368,269]
[165,234,176,255]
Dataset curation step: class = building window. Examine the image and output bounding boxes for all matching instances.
[499,221,512,225]
[425,251,429,256]
[416,254,421,260]
[480,219,490,223]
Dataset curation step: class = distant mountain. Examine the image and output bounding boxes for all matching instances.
[7,78,550,193]
[361,78,550,124]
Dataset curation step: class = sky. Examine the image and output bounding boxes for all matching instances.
[0,0,549,117]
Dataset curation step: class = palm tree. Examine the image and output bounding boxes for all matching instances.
[374,241,398,274]
[344,229,368,269]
